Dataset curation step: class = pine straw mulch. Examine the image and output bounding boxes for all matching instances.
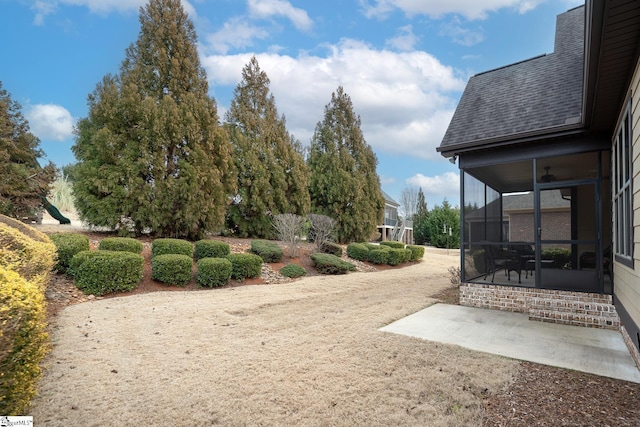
[43,233,640,426]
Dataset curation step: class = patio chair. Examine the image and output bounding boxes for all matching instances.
[482,244,510,283]
[579,246,612,279]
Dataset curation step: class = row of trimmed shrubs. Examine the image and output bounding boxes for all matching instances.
[150,238,262,287]
[0,215,56,415]
[50,235,266,296]
[346,241,425,266]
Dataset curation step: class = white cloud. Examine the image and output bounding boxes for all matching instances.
[31,0,196,21]
[202,39,466,160]
[385,25,419,51]
[406,172,460,205]
[439,17,485,46]
[205,17,270,54]
[32,1,57,26]
[248,0,313,32]
[360,0,547,20]
[26,104,75,141]
[380,175,397,185]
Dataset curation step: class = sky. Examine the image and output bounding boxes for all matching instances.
[1,0,583,209]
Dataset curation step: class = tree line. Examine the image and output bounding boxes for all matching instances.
[0,0,384,243]
[399,186,460,249]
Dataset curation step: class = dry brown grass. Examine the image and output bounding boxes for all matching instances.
[29,249,517,426]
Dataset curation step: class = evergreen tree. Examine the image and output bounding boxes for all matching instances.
[308,86,384,243]
[0,82,56,218]
[224,56,309,238]
[426,199,460,249]
[413,187,430,245]
[70,0,234,239]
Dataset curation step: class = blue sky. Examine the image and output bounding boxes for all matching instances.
[2,0,583,209]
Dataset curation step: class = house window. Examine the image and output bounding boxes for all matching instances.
[613,99,633,265]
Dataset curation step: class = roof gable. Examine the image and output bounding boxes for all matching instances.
[439,6,585,154]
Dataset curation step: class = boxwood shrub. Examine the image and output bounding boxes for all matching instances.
[196,257,232,287]
[346,243,369,261]
[194,240,230,260]
[367,249,390,265]
[151,238,193,258]
[407,245,425,261]
[380,241,406,249]
[50,232,90,273]
[152,254,193,286]
[321,242,343,257]
[280,263,307,278]
[365,243,388,251]
[69,250,143,296]
[251,240,283,263]
[310,253,355,274]
[98,237,143,254]
[387,248,408,266]
[227,253,263,280]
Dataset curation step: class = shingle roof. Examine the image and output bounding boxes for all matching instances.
[503,190,570,211]
[382,190,399,206]
[439,6,585,153]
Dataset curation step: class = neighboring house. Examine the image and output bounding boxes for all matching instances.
[465,190,571,245]
[378,190,414,244]
[438,1,640,367]
[503,191,571,245]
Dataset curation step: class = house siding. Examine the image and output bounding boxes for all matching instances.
[613,58,640,357]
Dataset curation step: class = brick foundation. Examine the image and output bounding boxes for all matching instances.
[459,283,620,330]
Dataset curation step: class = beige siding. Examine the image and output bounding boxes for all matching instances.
[614,58,640,332]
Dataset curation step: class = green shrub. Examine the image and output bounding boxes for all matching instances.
[387,248,409,266]
[98,237,143,254]
[310,253,355,274]
[406,245,425,261]
[541,248,572,268]
[364,243,391,251]
[227,253,263,280]
[346,243,369,261]
[196,257,232,287]
[280,263,307,278]
[50,232,90,273]
[368,249,390,265]
[152,254,193,286]
[365,243,389,251]
[151,238,193,258]
[69,250,144,296]
[321,242,343,257]
[250,240,283,263]
[0,266,49,416]
[194,240,230,260]
[380,241,406,249]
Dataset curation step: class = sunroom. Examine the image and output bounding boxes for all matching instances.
[459,138,612,295]
[438,5,616,306]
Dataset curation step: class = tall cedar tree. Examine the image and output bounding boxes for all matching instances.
[308,86,384,243]
[71,0,234,239]
[0,82,56,218]
[413,187,430,245]
[224,57,310,238]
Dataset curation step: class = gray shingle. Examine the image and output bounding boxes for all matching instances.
[440,6,584,151]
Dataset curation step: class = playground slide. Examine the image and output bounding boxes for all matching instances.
[42,197,71,224]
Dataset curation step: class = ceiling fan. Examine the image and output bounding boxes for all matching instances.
[540,166,555,183]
